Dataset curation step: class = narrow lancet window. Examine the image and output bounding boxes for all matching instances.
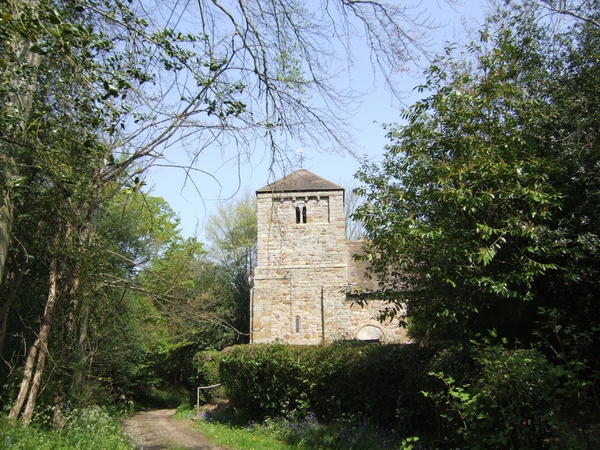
[295,316,301,333]
[295,204,307,224]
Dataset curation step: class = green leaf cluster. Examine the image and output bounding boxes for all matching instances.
[424,336,592,449]
[354,1,600,344]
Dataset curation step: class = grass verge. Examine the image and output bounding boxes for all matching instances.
[0,406,132,450]
[188,404,416,450]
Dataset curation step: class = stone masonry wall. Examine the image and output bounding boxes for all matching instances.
[251,188,408,344]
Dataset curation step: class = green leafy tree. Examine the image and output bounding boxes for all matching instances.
[97,191,243,391]
[354,1,600,344]
[79,191,188,389]
[205,193,257,342]
[125,237,245,391]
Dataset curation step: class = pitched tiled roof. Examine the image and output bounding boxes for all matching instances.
[346,240,380,293]
[256,169,343,193]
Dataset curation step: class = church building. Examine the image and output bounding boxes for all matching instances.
[250,169,408,344]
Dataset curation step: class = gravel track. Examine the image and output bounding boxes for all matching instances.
[122,409,227,450]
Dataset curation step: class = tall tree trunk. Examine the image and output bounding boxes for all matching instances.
[21,329,51,424]
[64,271,86,390]
[0,192,13,290]
[75,303,89,388]
[51,268,82,426]
[73,190,99,389]
[0,262,24,356]
[8,257,62,423]
[52,383,66,428]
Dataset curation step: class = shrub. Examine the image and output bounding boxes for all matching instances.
[219,342,475,431]
[193,350,227,403]
[218,336,598,447]
[219,343,310,419]
[424,338,593,449]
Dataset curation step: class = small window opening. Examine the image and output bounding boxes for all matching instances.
[295,316,301,333]
[295,205,307,224]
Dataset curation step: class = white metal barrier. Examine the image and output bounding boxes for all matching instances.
[196,384,222,412]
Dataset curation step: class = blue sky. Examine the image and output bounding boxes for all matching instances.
[145,0,486,239]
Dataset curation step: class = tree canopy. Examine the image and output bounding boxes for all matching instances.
[355,0,600,345]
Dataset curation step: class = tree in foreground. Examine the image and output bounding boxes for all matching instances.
[354,1,600,346]
[354,3,600,445]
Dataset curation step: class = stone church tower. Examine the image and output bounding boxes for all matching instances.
[250,169,408,344]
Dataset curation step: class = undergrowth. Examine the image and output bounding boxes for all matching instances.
[0,406,132,450]
[134,385,191,409]
[188,404,417,450]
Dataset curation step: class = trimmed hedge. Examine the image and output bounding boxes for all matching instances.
[215,341,598,447]
[219,342,474,430]
[217,341,598,447]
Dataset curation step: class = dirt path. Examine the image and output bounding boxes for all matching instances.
[122,409,227,450]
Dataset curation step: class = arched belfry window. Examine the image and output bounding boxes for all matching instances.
[295,316,301,333]
[295,203,307,224]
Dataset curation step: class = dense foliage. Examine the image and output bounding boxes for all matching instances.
[0,185,249,413]
[354,1,600,349]
[219,343,471,429]
[347,0,600,446]
[218,338,596,448]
